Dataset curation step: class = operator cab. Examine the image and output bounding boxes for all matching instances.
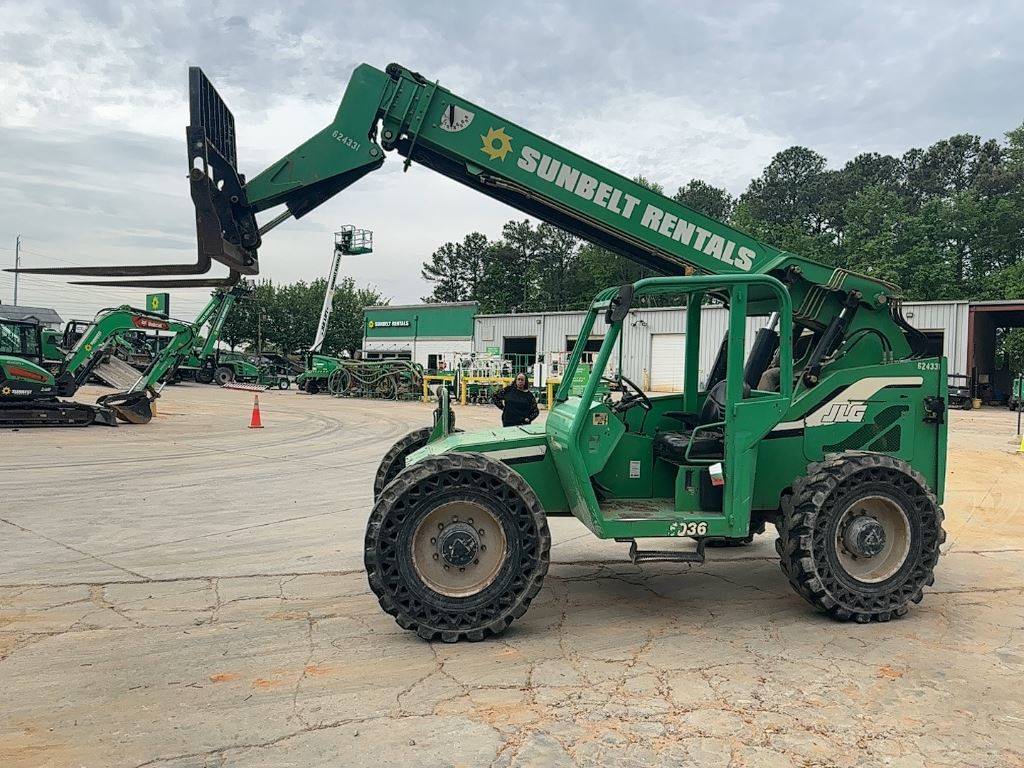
[549,275,794,540]
[0,319,45,366]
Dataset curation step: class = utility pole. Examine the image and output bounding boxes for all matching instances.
[13,234,21,305]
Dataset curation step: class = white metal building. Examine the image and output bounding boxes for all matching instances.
[474,299,1022,396]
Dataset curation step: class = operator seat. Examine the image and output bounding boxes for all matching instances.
[652,379,747,463]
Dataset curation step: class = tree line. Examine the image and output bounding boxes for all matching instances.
[421,125,1024,311]
[219,277,385,356]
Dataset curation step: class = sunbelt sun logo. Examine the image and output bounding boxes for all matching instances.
[480,127,513,161]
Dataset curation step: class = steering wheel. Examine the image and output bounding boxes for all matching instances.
[602,374,653,413]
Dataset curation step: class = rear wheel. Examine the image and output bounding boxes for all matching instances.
[777,453,944,622]
[306,379,320,395]
[196,367,215,385]
[277,378,290,390]
[214,366,234,386]
[365,453,550,642]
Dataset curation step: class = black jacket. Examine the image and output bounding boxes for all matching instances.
[492,384,539,427]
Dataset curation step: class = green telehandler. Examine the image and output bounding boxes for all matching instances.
[174,284,248,384]
[20,64,949,640]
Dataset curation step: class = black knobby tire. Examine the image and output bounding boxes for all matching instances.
[196,367,215,385]
[776,453,945,623]
[306,379,320,395]
[960,398,973,411]
[365,452,551,643]
[373,427,433,500]
[214,366,234,386]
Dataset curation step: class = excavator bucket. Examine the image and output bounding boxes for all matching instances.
[97,389,157,425]
[5,67,257,288]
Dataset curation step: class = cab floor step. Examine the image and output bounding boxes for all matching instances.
[620,538,706,564]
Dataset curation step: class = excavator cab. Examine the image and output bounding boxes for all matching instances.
[0,319,45,368]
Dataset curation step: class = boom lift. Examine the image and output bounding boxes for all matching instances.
[297,226,373,394]
[22,64,948,639]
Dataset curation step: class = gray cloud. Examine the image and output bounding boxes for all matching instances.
[1,0,1023,321]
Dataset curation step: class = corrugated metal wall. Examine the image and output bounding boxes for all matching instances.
[475,300,968,385]
[902,301,969,374]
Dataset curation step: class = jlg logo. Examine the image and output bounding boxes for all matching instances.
[819,403,868,424]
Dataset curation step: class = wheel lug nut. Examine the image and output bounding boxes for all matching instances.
[430,537,436,544]
[473,559,479,565]
[459,567,465,572]
[480,545,487,552]
[438,523,444,530]
[432,553,439,560]
[468,518,474,525]
[478,528,485,535]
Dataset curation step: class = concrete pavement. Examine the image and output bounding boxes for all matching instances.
[1,385,1022,767]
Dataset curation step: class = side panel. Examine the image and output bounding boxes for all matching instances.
[751,358,947,510]
[411,426,570,516]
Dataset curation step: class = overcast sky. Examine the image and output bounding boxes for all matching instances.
[2,0,1022,322]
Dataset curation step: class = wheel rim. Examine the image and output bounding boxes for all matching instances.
[411,501,508,598]
[835,495,911,583]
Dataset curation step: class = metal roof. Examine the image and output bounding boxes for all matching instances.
[0,304,63,327]
[365,302,478,311]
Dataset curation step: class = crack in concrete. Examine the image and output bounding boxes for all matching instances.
[0,517,149,581]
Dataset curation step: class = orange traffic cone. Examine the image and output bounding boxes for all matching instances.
[249,394,264,429]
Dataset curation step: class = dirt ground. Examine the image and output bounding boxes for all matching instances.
[1,384,1022,767]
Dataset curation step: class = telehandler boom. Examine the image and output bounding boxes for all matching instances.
[176,285,246,383]
[36,63,947,639]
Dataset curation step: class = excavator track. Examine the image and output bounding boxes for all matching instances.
[0,399,119,428]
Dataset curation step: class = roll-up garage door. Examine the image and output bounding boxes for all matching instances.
[650,333,686,392]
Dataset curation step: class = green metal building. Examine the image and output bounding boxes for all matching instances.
[362,302,477,370]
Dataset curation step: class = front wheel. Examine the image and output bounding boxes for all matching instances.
[214,366,234,386]
[365,453,550,642]
[374,427,433,500]
[777,454,944,623]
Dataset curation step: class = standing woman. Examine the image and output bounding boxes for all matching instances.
[492,372,540,427]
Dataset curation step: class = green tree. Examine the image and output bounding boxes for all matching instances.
[422,232,491,303]
[673,180,735,221]
[421,242,464,302]
[325,278,387,354]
